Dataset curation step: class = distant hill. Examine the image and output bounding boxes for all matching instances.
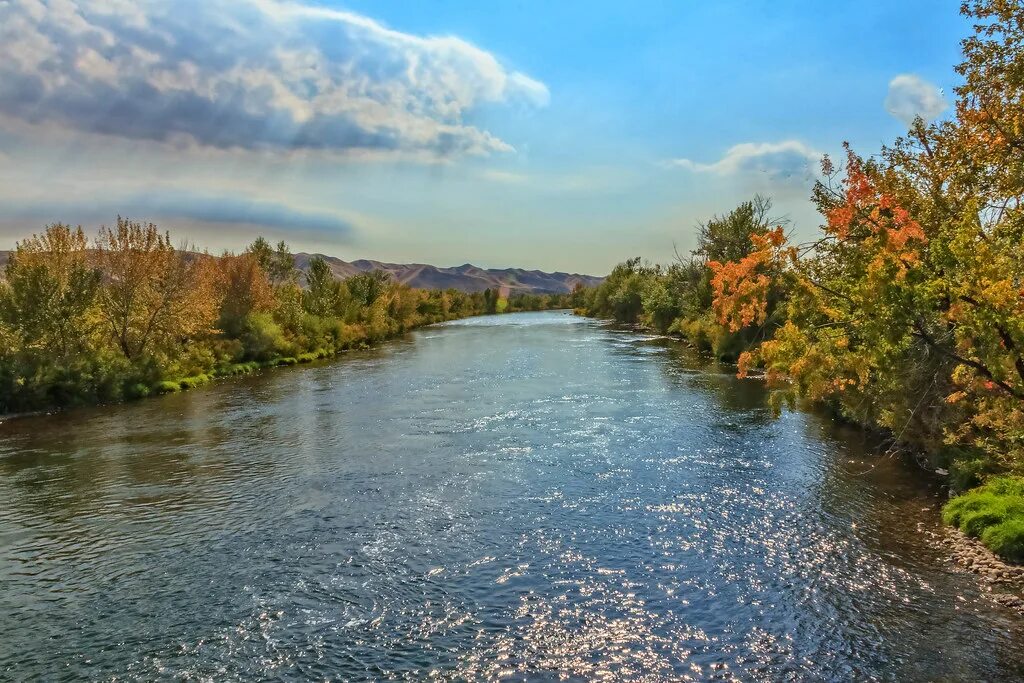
[0,250,603,294]
[292,254,602,294]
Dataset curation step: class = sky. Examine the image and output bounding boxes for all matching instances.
[0,0,969,275]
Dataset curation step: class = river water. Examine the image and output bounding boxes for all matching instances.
[1,311,1022,681]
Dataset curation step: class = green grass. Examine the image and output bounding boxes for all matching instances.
[150,346,339,400]
[981,520,1024,563]
[178,374,211,389]
[154,380,182,394]
[215,361,262,377]
[943,477,1024,563]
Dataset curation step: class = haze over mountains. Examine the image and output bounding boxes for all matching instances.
[0,251,603,295]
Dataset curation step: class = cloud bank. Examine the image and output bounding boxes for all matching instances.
[666,140,823,181]
[884,74,946,125]
[0,0,549,158]
[3,189,354,238]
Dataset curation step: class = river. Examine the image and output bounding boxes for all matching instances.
[1,311,1022,681]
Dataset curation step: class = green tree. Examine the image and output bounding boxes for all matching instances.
[303,256,342,317]
[0,224,101,361]
[347,270,392,309]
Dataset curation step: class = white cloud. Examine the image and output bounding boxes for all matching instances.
[884,74,946,125]
[0,0,549,158]
[665,140,823,181]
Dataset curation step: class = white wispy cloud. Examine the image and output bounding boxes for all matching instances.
[884,74,946,125]
[664,140,823,181]
[0,0,549,159]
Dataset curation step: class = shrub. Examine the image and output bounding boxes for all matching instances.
[240,312,289,361]
[961,507,1011,538]
[125,382,151,399]
[671,317,711,352]
[943,476,1024,562]
[178,374,211,389]
[947,456,993,493]
[986,477,1024,498]
[155,381,181,394]
[943,491,1004,527]
[981,520,1024,563]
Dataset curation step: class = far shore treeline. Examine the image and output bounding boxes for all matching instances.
[573,1,1024,562]
[0,222,568,414]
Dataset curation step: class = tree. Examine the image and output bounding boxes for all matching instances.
[303,256,342,317]
[695,194,777,264]
[247,237,274,274]
[95,218,219,360]
[271,240,297,286]
[347,270,392,309]
[0,224,101,360]
[246,237,296,286]
[483,287,498,314]
[710,1,1024,470]
[216,252,277,337]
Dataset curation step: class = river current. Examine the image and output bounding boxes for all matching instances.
[1,311,1022,681]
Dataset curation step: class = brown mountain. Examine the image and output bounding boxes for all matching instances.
[292,254,602,294]
[0,250,603,294]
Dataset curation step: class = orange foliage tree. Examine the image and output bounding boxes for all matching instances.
[709,0,1024,473]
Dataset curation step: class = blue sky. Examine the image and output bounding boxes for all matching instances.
[0,0,967,274]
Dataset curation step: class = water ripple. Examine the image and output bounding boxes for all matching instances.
[0,312,1022,681]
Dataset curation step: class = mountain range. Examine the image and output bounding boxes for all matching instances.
[0,250,603,295]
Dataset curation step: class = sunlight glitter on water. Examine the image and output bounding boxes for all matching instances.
[1,312,1022,681]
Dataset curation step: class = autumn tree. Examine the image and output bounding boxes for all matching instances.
[216,252,277,337]
[0,224,101,361]
[710,1,1024,472]
[95,218,219,361]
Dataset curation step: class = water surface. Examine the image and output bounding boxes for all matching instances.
[1,311,1022,681]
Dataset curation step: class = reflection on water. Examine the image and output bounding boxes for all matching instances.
[1,311,1022,681]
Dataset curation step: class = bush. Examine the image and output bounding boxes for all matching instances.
[981,520,1024,563]
[178,374,211,389]
[155,381,181,394]
[215,361,261,376]
[987,477,1024,498]
[240,312,289,361]
[947,456,993,492]
[125,382,151,399]
[961,507,1012,538]
[943,490,1004,527]
[943,477,1024,562]
[672,317,715,352]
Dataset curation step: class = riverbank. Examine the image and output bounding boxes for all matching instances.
[0,223,578,417]
[0,307,572,421]
[933,527,1024,615]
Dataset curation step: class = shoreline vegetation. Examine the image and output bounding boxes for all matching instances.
[0,222,570,417]
[571,0,1024,563]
